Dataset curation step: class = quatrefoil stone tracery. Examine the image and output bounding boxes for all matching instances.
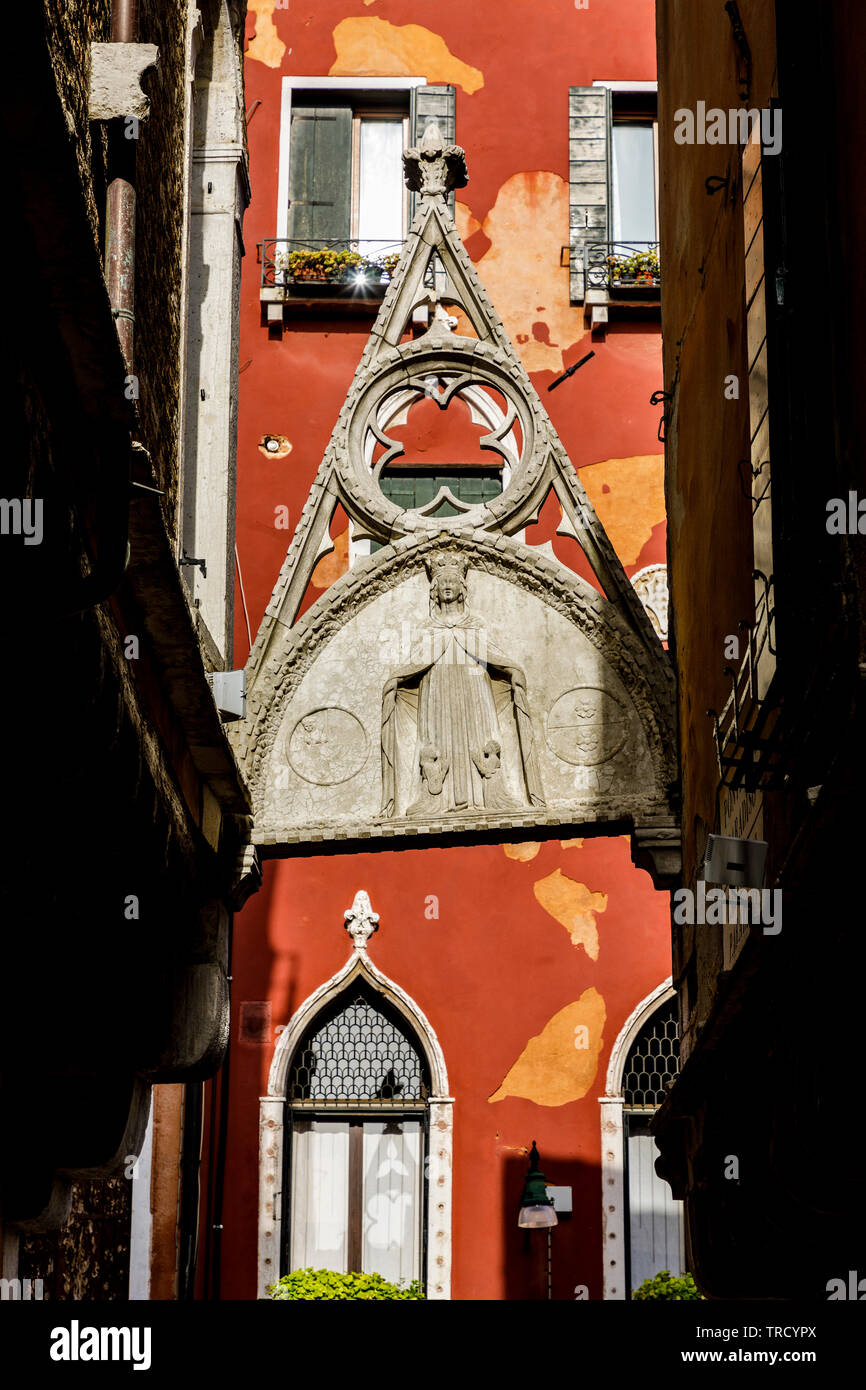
[340,350,547,539]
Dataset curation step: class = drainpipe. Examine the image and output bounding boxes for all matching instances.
[105,0,140,369]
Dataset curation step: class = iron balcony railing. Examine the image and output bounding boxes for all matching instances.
[707,574,782,791]
[261,238,404,292]
[583,240,661,293]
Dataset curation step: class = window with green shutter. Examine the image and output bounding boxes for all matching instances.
[288,104,353,244]
[269,83,458,308]
[370,468,502,551]
[286,86,457,246]
[568,85,659,304]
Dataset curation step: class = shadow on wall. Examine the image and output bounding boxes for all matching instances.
[502,1150,600,1301]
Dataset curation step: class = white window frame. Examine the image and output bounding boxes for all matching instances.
[593,80,660,243]
[258,937,452,1299]
[276,76,428,245]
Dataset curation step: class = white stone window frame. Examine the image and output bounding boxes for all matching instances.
[276,76,429,247]
[258,946,453,1300]
[592,80,660,246]
[599,976,674,1300]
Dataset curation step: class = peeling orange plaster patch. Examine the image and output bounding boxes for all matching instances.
[503,842,541,862]
[476,171,589,373]
[246,0,286,68]
[329,19,484,94]
[311,528,349,589]
[489,988,606,1106]
[560,838,584,850]
[533,868,606,960]
[455,201,482,242]
[580,455,666,568]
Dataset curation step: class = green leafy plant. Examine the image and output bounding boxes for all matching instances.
[632,1269,704,1300]
[606,247,661,284]
[267,1268,425,1300]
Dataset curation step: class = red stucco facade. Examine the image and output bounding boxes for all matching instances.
[217,0,671,1301]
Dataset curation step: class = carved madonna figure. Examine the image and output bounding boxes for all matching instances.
[380,551,545,818]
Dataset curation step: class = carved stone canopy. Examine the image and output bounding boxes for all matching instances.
[231,135,681,886]
[402,122,468,198]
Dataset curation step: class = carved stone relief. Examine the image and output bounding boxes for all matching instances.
[287,708,368,786]
[381,548,544,819]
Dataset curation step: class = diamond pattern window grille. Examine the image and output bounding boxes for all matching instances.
[288,990,429,1104]
[622,998,680,1109]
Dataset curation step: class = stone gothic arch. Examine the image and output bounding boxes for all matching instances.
[257,892,453,1299]
[230,126,680,884]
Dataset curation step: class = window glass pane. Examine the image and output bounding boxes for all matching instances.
[362,1119,422,1283]
[358,119,404,254]
[290,1119,350,1271]
[611,122,656,244]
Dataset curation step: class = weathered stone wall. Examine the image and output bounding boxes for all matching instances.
[135,0,189,534]
[43,0,113,253]
[19,1180,131,1301]
[1,1,253,1298]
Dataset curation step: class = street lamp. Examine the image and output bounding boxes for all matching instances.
[517,1141,558,1229]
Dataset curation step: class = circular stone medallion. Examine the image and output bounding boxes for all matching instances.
[287,707,368,786]
[546,687,628,767]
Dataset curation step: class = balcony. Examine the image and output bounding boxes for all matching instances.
[585,241,660,293]
[572,241,661,326]
[707,576,782,793]
[260,238,403,315]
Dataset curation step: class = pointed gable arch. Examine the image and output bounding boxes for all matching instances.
[232,127,680,884]
[258,892,453,1299]
[268,942,449,1101]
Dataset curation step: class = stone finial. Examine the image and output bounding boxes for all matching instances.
[403,123,468,199]
[344,889,380,951]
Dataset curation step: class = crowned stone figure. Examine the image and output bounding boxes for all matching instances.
[380,550,545,818]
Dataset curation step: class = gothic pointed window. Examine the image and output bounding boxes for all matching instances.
[284,984,430,1284]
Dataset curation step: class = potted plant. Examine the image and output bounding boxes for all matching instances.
[267,1268,425,1300]
[606,248,661,290]
[273,246,396,291]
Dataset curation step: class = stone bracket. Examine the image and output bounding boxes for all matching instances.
[89,42,160,122]
[631,821,682,888]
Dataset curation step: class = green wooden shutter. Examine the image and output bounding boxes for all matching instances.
[288,105,353,245]
[408,85,457,221]
[568,86,612,302]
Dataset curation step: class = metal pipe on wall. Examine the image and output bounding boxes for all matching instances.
[105,0,140,367]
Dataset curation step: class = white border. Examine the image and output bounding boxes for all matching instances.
[599,978,674,1300]
[258,938,453,1300]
